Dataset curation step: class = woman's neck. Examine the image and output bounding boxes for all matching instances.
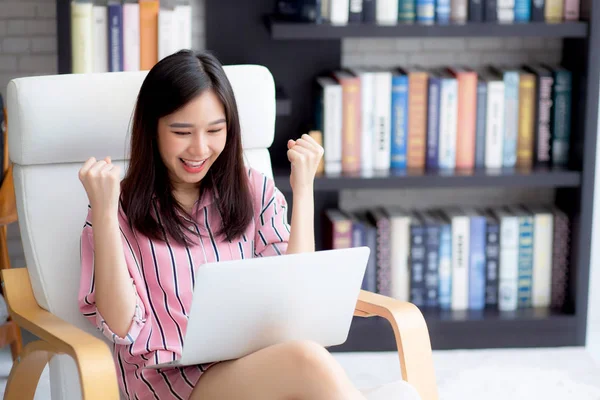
[172,183,200,214]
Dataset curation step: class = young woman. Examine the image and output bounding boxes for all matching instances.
[77,50,366,400]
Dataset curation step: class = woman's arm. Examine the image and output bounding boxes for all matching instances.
[91,211,138,338]
[284,134,323,254]
[79,157,137,339]
[286,189,315,254]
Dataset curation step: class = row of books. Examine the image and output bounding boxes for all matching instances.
[324,205,570,311]
[315,64,572,174]
[278,0,581,25]
[70,0,192,74]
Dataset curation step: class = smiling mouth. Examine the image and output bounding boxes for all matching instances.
[180,158,209,173]
[180,158,207,168]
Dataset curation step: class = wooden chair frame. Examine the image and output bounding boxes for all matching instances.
[0,104,23,364]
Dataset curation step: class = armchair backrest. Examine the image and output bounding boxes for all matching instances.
[6,65,276,400]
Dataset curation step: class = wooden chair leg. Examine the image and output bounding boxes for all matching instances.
[4,340,54,400]
[10,322,22,361]
[0,225,11,271]
[0,225,24,361]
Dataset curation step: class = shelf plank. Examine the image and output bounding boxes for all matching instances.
[267,18,589,39]
[273,167,581,191]
[329,309,579,351]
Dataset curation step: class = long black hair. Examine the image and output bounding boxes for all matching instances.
[120,50,253,245]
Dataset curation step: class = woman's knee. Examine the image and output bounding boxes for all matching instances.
[279,340,344,379]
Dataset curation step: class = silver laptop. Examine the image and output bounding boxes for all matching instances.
[144,246,370,369]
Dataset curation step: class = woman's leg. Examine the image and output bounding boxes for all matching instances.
[190,339,366,400]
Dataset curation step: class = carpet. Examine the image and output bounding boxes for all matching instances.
[334,347,600,400]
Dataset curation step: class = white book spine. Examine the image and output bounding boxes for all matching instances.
[498,8,515,22]
[330,0,350,25]
[498,0,516,22]
[71,1,94,74]
[92,5,108,73]
[325,85,343,175]
[373,71,392,170]
[350,0,363,13]
[485,81,505,168]
[123,3,140,71]
[390,216,411,302]
[451,215,470,310]
[174,4,192,51]
[360,73,375,172]
[532,213,554,307]
[377,0,399,25]
[499,215,519,311]
[497,0,516,7]
[451,0,468,21]
[158,8,175,61]
[438,78,458,169]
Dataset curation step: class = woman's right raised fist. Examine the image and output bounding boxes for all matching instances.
[78,156,121,214]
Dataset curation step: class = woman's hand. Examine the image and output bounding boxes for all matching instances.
[287,134,324,195]
[78,156,121,215]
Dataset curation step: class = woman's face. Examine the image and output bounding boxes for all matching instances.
[157,89,227,192]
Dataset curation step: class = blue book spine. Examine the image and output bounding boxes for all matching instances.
[391,74,409,169]
[438,223,452,310]
[503,72,519,167]
[416,0,435,23]
[485,217,500,308]
[398,0,417,21]
[518,215,534,308]
[426,76,441,169]
[436,0,451,22]
[365,224,378,293]
[108,3,123,72]
[424,222,440,308]
[468,0,484,22]
[485,0,498,21]
[360,221,378,293]
[515,0,532,21]
[468,216,487,310]
[409,223,426,308]
[352,221,369,290]
[475,79,487,168]
[552,69,572,166]
[531,0,545,21]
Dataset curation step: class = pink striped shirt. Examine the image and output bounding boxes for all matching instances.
[78,167,290,400]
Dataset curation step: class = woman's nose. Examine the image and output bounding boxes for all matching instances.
[189,133,209,156]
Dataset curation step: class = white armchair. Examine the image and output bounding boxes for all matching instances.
[3,64,438,400]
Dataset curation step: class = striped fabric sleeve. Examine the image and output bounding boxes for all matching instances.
[78,208,147,345]
[251,169,291,257]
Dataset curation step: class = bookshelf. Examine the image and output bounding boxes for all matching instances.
[273,167,582,191]
[266,17,589,39]
[57,0,600,352]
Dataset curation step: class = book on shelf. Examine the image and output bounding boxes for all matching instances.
[311,62,573,175]
[70,0,193,74]
[323,204,571,313]
[273,0,581,24]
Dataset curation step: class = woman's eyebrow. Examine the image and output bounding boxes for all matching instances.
[169,122,195,128]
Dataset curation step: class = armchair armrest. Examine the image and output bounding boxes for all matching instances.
[354,290,438,400]
[1,268,120,400]
[0,164,17,225]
